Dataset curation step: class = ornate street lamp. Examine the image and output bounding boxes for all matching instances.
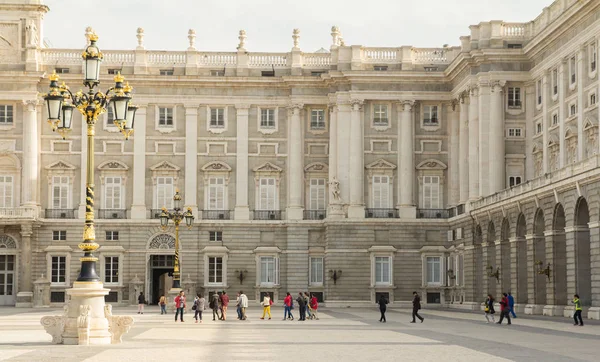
[40,32,137,345]
[160,190,194,289]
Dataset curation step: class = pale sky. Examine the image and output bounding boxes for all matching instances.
[43,0,552,52]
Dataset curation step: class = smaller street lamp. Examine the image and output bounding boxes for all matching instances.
[160,190,194,289]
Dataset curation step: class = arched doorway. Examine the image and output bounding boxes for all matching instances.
[0,235,18,306]
[147,234,177,305]
[575,197,592,306]
[474,225,484,301]
[516,214,528,304]
[533,209,547,306]
[500,219,511,295]
[553,204,568,305]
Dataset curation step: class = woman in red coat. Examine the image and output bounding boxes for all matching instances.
[283,292,294,320]
[497,293,512,325]
[309,294,319,320]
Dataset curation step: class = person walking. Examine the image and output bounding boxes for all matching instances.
[304,292,312,320]
[484,294,496,323]
[159,295,167,315]
[217,292,224,320]
[508,292,517,318]
[221,291,230,321]
[283,292,294,320]
[174,290,186,322]
[137,292,145,314]
[310,294,319,320]
[193,294,205,323]
[378,294,388,322]
[411,291,424,323]
[572,294,584,326]
[296,292,306,321]
[210,291,221,321]
[260,294,272,320]
[496,293,511,325]
[239,291,248,320]
[236,292,242,320]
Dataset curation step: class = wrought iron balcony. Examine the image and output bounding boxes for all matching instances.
[45,209,76,219]
[304,210,326,220]
[254,210,282,220]
[365,208,398,218]
[417,208,450,219]
[202,210,231,220]
[98,209,127,219]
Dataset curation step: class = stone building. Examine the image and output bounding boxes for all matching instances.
[0,0,599,319]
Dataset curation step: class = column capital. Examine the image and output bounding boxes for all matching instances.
[398,100,415,112]
[22,99,39,112]
[235,103,251,110]
[288,103,304,114]
[469,86,479,97]
[184,106,199,116]
[490,80,506,92]
[20,223,33,237]
[328,103,337,113]
[349,99,363,111]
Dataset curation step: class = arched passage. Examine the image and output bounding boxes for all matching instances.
[533,209,547,305]
[500,219,511,295]
[474,225,484,301]
[486,221,497,295]
[575,197,592,306]
[553,204,568,305]
[516,214,528,303]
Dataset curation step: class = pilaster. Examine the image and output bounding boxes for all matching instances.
[564,226,578,301]
[327,104,344,219]
[397,100,416,218]
[287,103,304,220]
[588,222,600,319]
[348,99,365,219]
[481,242,489,297]
[234,105,250,220]
[184,106,198,218]
[478,82,490,197]
[16,224,33,307]
[577,46,585,161]
[458,95,469,203]
[448,101,460,206]
[131,106,147,219]
[542,71,549,174]
[21,100,40,209]
[558,60,566,168]
[509,237,520,305]
[489,81,505,193]
[468,86,479,201]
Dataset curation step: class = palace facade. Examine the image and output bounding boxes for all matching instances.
[0,0,599,318]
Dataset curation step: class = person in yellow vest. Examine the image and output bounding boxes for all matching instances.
[260,294,273,320]
[572,294,583,326]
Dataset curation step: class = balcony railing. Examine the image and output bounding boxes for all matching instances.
[202,210,231,220]
[304,210,326,220]
[254,210,282,220]
[98,209,127,219]
[365,208,398,219]
[45,209,75,219]
[417,209,450,219]
[0,207,37,219]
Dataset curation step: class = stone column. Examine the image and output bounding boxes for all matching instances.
[494,240,503,298]
[16,224,33,307]
[481,243,489,297]
[184,106,198,218]
[347,99,365,219]
[448,101,460,206]
[588,222,600,319]
[398,100,416,218]
[509,237,522,312]
[558,61,566,168]
[458,95,469,203]
[577,46,585,160]
[131,106,147,219]
[524,84,535,180]
[478,83,490,197]
[543,230,558,315]
[489,81,505,193]
[234,105,250,220]
[287,104,304,220]
[564,226,577,302]
[337,103,351,207]
[468,87,479,201]
[524,234,543,314]
[542,71,549,174]
[21,100,39,208]
[327,104,344,218]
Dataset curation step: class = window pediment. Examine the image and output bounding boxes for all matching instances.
[150,160,180,172]
[201,161,232,172]
[416,159,447,170]
[304,162,328,173]
[584,115,598,130]
[45,160,76,171]
[253,162,282,173]
[564,126,577,140]
[532,141,543,154]
[366,159,396,170]
[98,160,129,171]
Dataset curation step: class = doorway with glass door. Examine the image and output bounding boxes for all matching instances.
[0,254,15,306]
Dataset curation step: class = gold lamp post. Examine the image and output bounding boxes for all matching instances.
[42,33,137,282]
[160,190,194,289]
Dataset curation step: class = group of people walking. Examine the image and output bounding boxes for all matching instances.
[378,292,425,323]
[260,292,319,321]
[484,292,516,325]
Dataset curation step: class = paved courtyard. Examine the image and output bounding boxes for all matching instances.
[0,306,598,362]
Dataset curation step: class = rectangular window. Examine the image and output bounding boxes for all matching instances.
[310,257,324,285]
[208,257,223,284]
[590,42,597,72]
[552,69,558,95]
[158,107,173,126]
[259,178,276,210]
[570,104,577,116]
[51,256,66,284]
[591,93,597,106]
[373,104,388,126]
[207,177,225,210]
[507,87,521,108]
[509,176,522,187]
[209,231,223,242]
[52,230,66,241]
[104,176,122,209]
[260,256,279,285]
[210,108,225,128]
[570,56,576,84]
[0,175,13,208]
[52,176,70,209]
[536,122,542,134]
[104,256,119,284]
[456,227,463,240]
[507,128,522,137]
[373,65,388,71]
[536,79,542,105]
[423,105,439,125]
[105,231,119,241]
[106,106,115,127]
[156,177,174,209]
[552,113,559,126]
[375,256,391,285]
[0,105,14,124]
[310,109,325,129]
[423,176,440,209]
[372,175,390,209]
[260,108,276,128]
[159,69,174,76]
[426,256,441,284]
[309,178,326,210]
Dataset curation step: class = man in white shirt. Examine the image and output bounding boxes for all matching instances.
[239,290,249,320]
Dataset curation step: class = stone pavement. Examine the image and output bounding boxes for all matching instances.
[0,306,597,362]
